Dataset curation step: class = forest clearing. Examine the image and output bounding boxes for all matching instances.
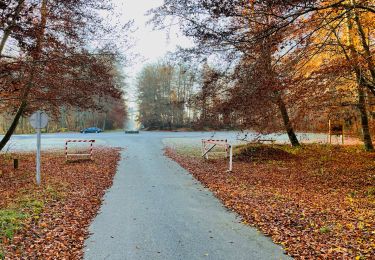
[1,0,375,259]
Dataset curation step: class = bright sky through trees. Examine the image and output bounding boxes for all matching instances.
[112,0,193,108]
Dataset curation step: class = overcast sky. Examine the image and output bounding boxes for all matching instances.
[111,0,193,107]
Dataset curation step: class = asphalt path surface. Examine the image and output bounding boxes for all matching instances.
[83,132,290,260]
[1,131,314,259]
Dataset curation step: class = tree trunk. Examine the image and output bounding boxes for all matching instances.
[0,101,27,150]
[0,0,48,151]
[352,0,375,85]
[357,86,374,151]
[346,9,374,151]
[259,27,300,147]
[276,94,300,147]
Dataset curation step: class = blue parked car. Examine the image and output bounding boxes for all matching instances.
[80,127,103,133]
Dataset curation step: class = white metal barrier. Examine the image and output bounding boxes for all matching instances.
[201,139,233,172]
[65,140,95,161]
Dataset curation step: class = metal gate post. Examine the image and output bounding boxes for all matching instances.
[228,145,233,172]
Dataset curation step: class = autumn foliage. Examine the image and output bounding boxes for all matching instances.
[0,0,130,150]
[151,0,375,150]
[166,145,375,258]
[0,148,120,258]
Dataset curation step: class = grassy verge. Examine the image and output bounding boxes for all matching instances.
[0,148,120,259]
[165,143,375,259]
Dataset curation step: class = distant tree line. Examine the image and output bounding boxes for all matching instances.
[137,63,196,130]
[137,60,375,137]
[0,97,126,134]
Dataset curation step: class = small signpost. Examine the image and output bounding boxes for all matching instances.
[29,110,49,185]
[328,119,344,145]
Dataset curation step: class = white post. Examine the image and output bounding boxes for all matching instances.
[36,111,41,185]
[229,145,233,172]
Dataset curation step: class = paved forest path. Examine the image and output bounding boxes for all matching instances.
[84,132,289,260]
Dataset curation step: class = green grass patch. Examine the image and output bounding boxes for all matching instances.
[163,138,201,157]
[319,226,331,234]
[175,146,202,157]
[0,184,66,257]
[19,198,44,218]
[277,144,304,155]
[366,186,375,197]
[176,145,229,158]
[0,197,44,243]
[0,209,28,240]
